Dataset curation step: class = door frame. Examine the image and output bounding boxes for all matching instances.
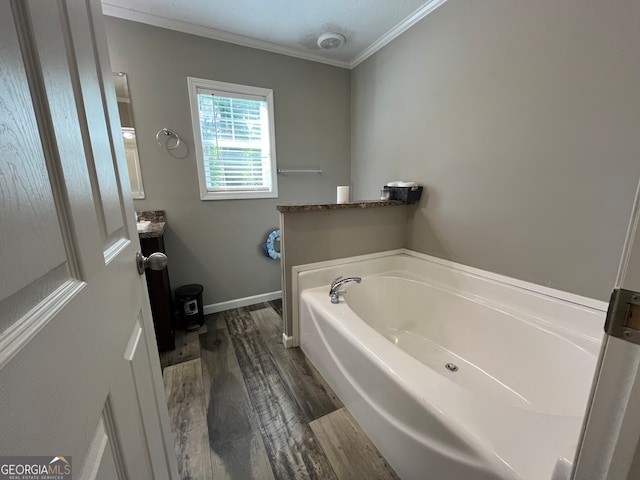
[573,178,640,479]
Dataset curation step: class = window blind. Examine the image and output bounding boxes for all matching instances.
[197,92,272,192]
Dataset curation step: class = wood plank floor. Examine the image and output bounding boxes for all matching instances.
[310,408,400,480]
[163,358,214,480]
[161,300,399,480]
[160,324,206,369]
[200,311,274,480]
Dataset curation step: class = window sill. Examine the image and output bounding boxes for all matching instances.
[201,191,278,201]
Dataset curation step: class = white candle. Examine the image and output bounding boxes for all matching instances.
[337,185,350,204]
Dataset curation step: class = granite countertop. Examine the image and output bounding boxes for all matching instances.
[137,210,166,239]
[276,200,409,213]
[138,221,165,239]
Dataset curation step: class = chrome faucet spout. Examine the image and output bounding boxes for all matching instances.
[329,276,362,304]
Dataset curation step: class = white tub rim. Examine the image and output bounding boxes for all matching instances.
[290,248,608,348]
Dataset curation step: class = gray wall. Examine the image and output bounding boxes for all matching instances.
[280,205,412,334]
[351,0,640,301]
[104,17,351,306]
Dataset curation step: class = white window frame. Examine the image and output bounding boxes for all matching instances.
[187,77,278,200]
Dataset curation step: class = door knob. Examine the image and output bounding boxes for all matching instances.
[137,251,168,274]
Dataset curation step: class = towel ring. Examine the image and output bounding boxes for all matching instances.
[155,128,181,151]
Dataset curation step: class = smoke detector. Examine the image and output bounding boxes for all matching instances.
[317,33,346,50]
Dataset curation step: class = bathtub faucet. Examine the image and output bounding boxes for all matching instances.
[329,276,362,304]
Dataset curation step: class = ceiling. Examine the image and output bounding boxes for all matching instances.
[101,0,447,69]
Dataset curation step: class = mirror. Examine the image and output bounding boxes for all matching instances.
[113,72,145,199]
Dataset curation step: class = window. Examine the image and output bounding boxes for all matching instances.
[187,77,278,200]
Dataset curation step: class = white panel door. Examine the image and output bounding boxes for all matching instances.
[0,0,178,478]
[572,179,640,480]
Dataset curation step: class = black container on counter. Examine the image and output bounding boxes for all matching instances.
[383,185,423,204]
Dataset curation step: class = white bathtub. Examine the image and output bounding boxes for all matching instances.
[296,250,605,480]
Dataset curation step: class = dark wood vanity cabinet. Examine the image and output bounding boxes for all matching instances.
[140,234,175,351]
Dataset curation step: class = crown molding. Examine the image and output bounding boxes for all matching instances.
[349,0,448,68]
[101,3,352,69]
[101,0,448,70]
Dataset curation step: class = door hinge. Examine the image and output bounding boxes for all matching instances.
[604,288,640,345]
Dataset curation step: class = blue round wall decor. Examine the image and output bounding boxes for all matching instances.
[263,229,281,260]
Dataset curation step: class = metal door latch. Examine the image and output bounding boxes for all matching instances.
[604,289,640,345]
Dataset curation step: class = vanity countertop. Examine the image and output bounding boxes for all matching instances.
[138,221,165,239]
[276,200,410,213]
[137,210,166,239]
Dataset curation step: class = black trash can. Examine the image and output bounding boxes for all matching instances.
[175,284,204,331]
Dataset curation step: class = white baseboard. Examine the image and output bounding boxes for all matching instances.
[281,333,297,349]
[203,290,282,315]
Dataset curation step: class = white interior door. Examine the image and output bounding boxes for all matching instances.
[0,1,177,478]
[572,179,640,479]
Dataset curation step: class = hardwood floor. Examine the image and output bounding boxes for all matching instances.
[160,325,204,369]
[161,300,399,480]
[310,408,400,480]
[200,312,274,480]
[163,358,213,480]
